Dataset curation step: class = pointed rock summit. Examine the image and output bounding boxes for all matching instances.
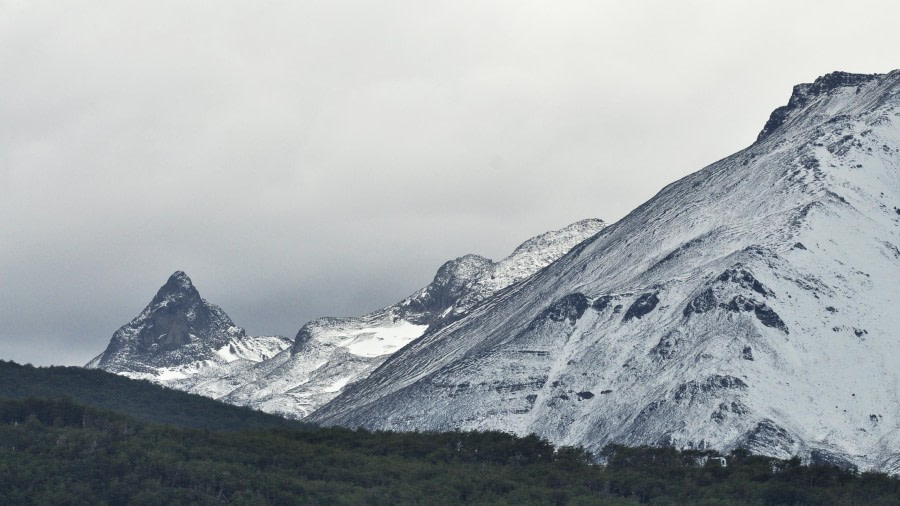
[86,272,291,381]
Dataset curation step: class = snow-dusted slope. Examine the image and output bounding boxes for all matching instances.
[86,271,291,383]
[181,219,606,418]
[310,71,900,473]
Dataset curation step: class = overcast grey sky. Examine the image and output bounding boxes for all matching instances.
[2,1,898,366]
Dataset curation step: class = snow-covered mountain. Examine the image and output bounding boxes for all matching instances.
[308,71,900,473]
[86,271,291,382]
[172,219,606,418]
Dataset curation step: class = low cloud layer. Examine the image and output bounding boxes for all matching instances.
[2,1,899,365]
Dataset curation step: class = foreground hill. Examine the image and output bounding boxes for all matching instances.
[0,360,304,431]
[1,396,897,504]
[311,71,900,473]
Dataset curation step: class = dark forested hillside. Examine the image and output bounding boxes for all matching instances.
[1,396,897,505]
[0,360,305,430]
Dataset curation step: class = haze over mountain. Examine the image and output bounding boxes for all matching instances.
[305,71,900,473]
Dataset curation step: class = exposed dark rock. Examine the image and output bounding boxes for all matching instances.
[539,293,590,326]
[634,400,665,425]
[591,295,613,312]
[623,292,660,322]
[94,271,248,373]
[400,254,493,324]
[825,306,837,313]
[723,295,755,313]
[754,305,789,333]
[711,400,750,423]
[683,288,717,316]
[758,72,881,141]
[738,419,795,454]
[810,449,859,472]
[492,378,546,394]
[722,296,788,333]
[673,375,748,401]
[719,268,774,297]
[741,346,754,361]
[827,134,862,157]
[854,328,868,338]
[576,391,594,400]
[730,401,748,415]
[600,389,612,395]
[793,242,807,250]
[651,332,680,359]
[800,155,820,170]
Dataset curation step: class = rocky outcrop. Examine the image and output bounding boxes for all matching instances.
[86,271,291,381]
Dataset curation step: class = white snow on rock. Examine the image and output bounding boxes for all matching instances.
[86,271,292,389]
[307,71,900,474]
[339,323,430,358]
[169,218,605,419]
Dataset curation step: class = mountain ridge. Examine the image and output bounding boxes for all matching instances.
[87,219,607,420]
[308,70,900,473]
[179,218,607,418]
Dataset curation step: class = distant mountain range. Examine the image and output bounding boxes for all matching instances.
[86,70,900,473]
[87,219,605,418]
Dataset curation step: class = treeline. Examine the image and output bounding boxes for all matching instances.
[1,397,897,505]
[0,360,307,431]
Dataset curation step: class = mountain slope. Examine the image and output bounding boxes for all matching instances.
[86,271,291,383]
[178,219,606,418]
[309,71,900,473]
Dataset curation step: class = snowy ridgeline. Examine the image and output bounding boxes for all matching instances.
[306,71,900,474]
[88,220,606,419]
[88,71,900,474]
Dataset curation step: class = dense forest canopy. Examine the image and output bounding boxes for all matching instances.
[0,360,306,430]
[0,361,897,504]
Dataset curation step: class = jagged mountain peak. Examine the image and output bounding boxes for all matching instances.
[757,69,894,141]
[403,219,609,325]
[433,254,494,286]
[87,272,290,379]
[161,270,194,292]
[147,270,201,307]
